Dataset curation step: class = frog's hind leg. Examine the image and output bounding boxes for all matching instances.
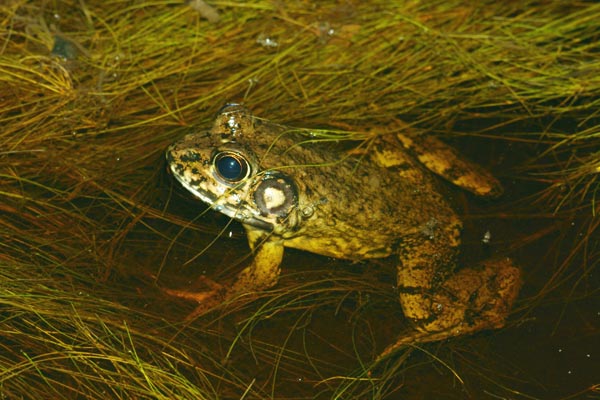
[384,229,521,360]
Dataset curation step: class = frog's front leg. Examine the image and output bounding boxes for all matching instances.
[227,225,284,296]
[381,220,521,359]
[173,226,284,320]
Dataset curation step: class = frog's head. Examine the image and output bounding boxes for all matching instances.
[166,104,300,233]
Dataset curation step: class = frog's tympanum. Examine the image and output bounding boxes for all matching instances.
[166,104,521,358]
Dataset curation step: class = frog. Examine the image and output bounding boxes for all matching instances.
[165,104,521,359]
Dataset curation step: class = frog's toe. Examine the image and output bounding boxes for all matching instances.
[377,329,448,361]
[161,276,227,320]
[184,294,224,321]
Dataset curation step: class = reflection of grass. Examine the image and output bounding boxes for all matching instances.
[1,0,599,398]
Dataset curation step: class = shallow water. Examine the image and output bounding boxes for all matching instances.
[132,159,598,399]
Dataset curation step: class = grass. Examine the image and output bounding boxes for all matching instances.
[1,0,599,398]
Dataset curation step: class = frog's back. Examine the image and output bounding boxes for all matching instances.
[255,130,457,260]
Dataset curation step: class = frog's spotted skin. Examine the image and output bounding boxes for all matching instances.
[166,104,521,359]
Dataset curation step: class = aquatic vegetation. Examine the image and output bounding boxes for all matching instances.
[1,1,598,398]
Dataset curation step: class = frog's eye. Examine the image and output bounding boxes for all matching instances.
[213,151,250,183]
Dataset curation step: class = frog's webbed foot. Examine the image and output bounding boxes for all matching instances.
[386,257,521,361]
[163,230,285,322]
[162,276,227,320]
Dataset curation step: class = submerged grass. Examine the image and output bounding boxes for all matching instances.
[1,0,599,398]
[1,261,228,398]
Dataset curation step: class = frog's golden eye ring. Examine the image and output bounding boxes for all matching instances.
[213,151,250,183]
[253,173,298,218]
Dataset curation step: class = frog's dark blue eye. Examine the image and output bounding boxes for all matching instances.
[214,151,249,183]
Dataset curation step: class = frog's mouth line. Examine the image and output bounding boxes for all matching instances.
[170,168,274,232]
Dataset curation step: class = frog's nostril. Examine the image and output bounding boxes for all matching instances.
[180,151,201,163]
